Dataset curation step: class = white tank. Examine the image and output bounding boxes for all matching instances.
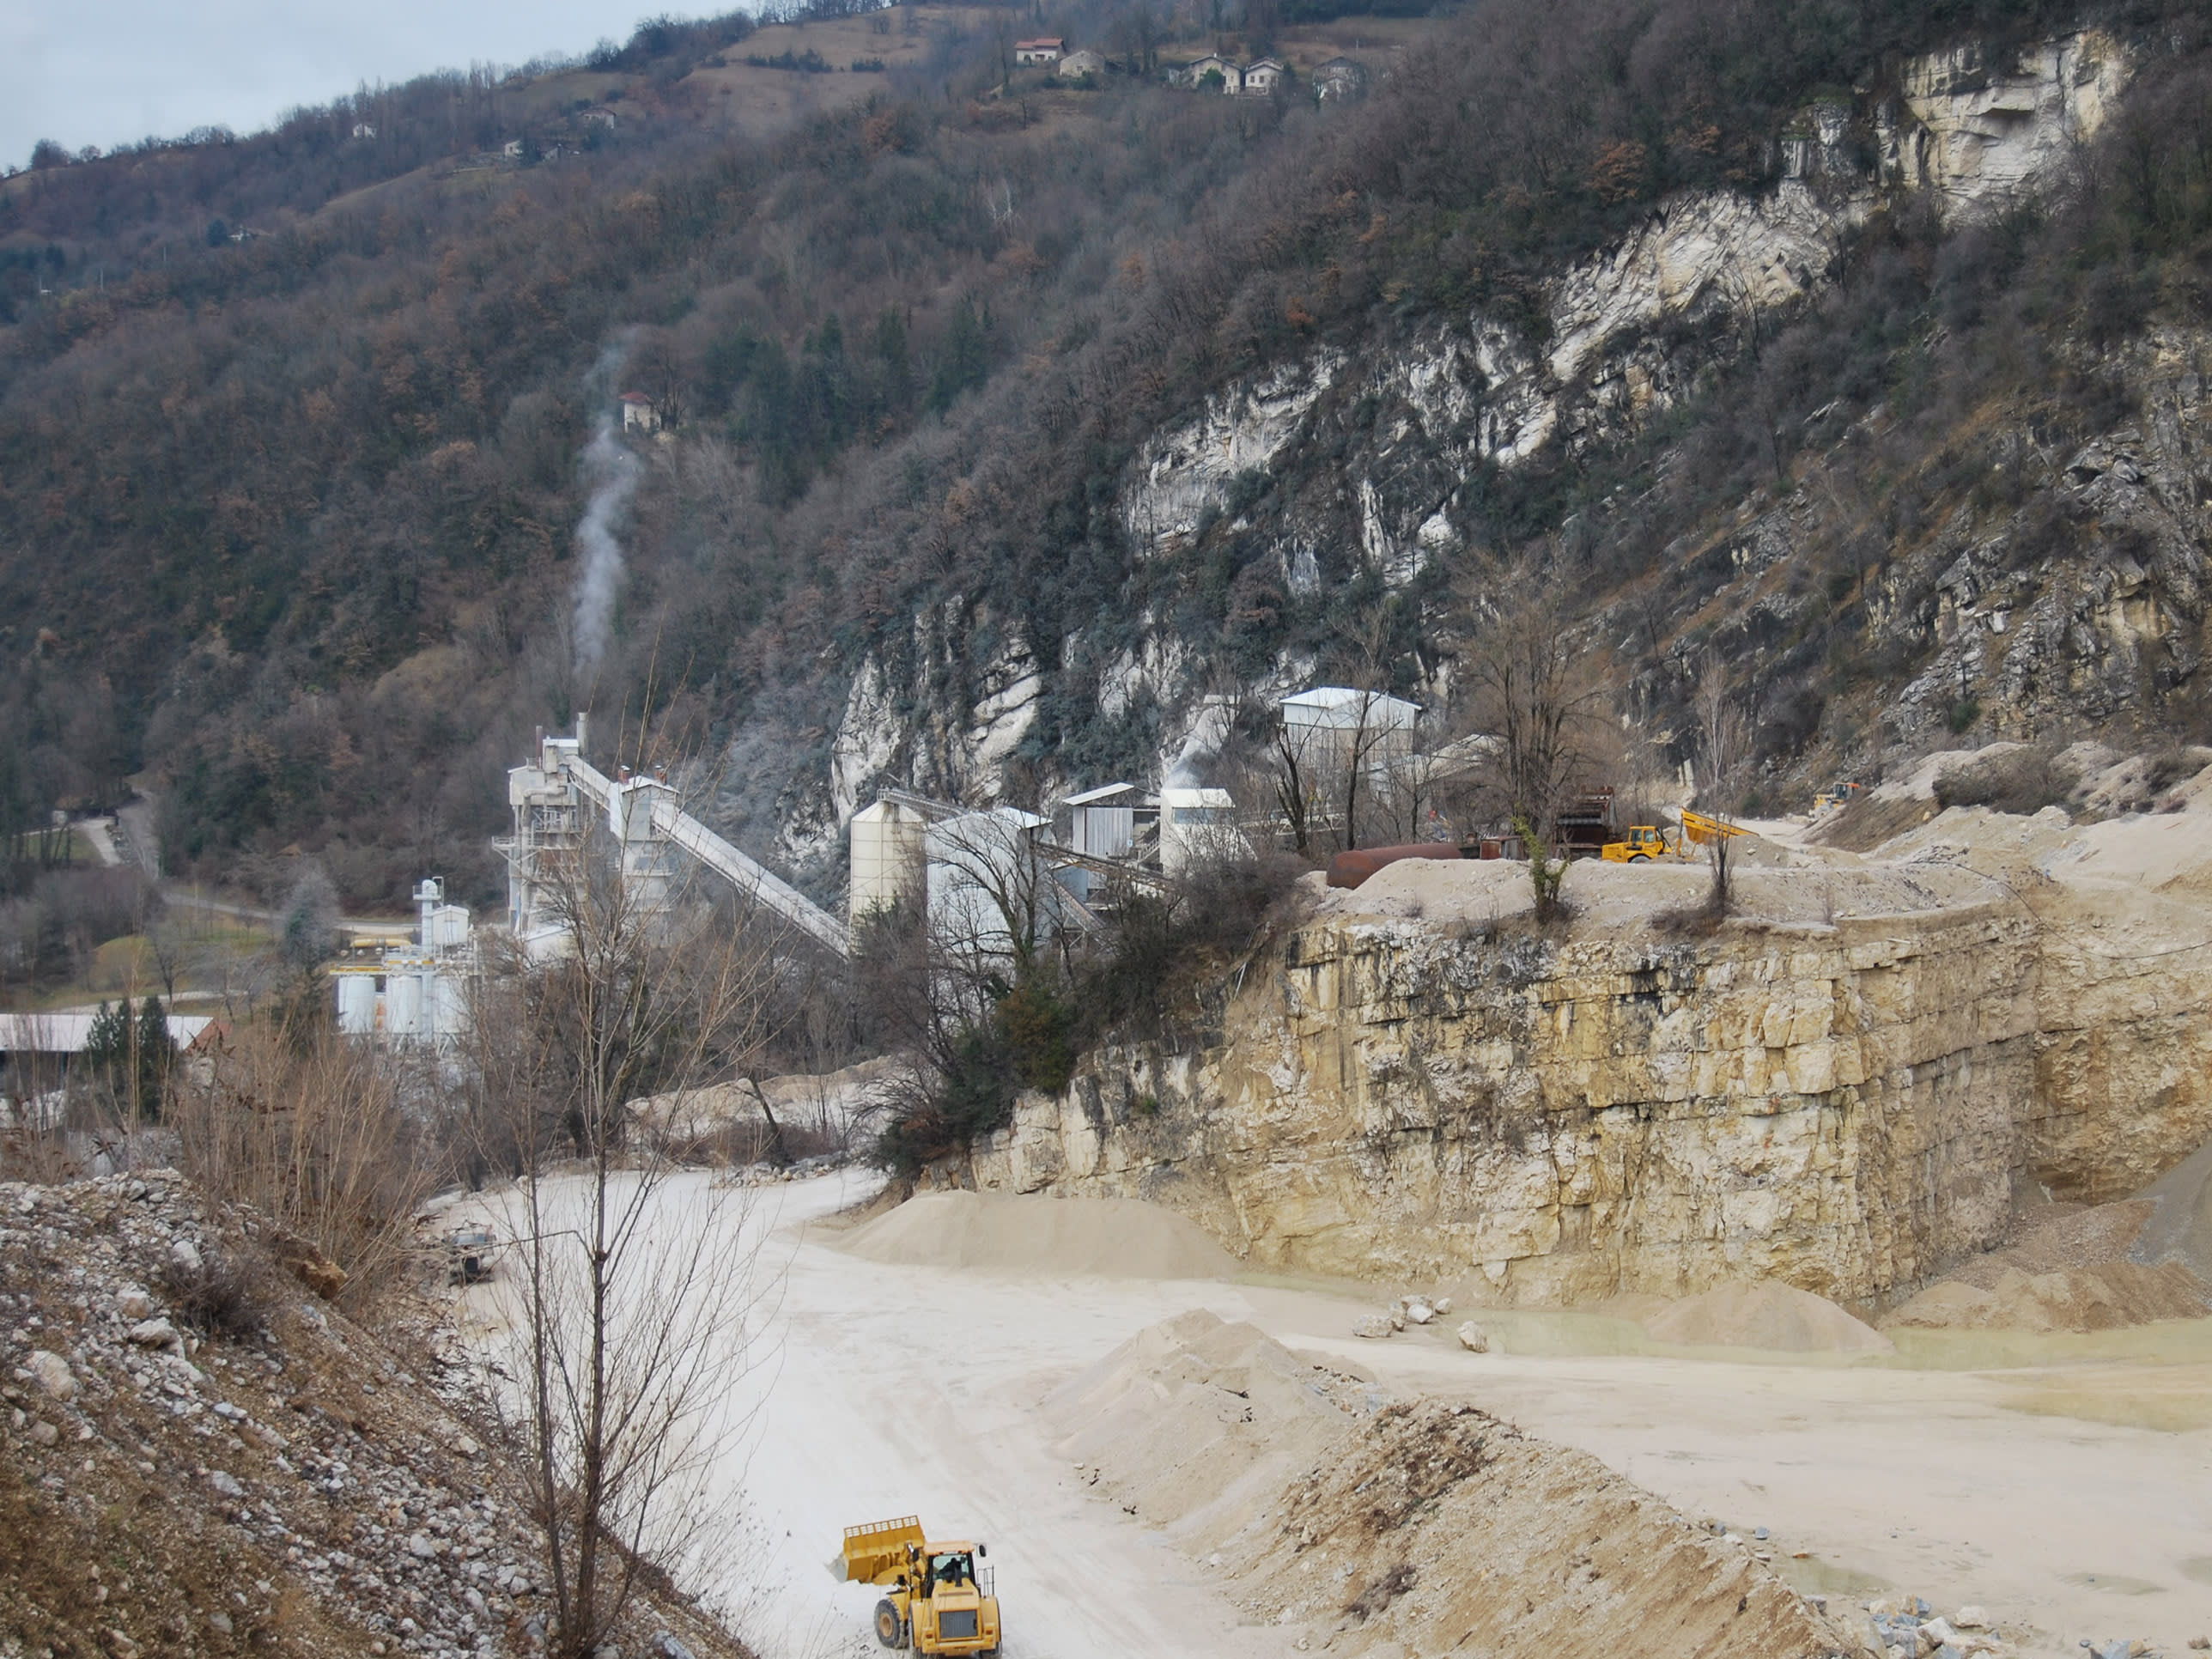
[335,974,378,1036]
[849,800,927,923]
[387,971,425,1037]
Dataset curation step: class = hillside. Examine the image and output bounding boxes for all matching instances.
[3,0,2209,910]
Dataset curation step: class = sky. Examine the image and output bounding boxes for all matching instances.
[0,0,653,170]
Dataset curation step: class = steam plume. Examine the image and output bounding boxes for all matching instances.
[1164,699,1230,788]
[571,337,641,673]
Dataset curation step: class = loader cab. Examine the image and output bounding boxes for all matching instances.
[1601,825,1669,863]
[928,1550,976,1591]
[904,1540,998,1655]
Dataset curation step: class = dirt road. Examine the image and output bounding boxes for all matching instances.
[460,1172,2212,1658]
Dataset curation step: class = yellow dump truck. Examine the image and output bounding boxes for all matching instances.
[1602,811,1753,864]
[1679,807,1751,848]
[840,1516,1002,1656]
[1600,824,1674,862]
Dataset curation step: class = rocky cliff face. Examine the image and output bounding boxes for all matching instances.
[966,850,2212,1306]
[812,30,2152,815]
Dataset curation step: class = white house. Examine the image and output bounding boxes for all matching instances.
[1057,48,1107,81]
[621,391,661,434]
[351,122,377,140]
[1014,36,1065,64]
[1185,54,1239,91]
[1240,57,1285,94]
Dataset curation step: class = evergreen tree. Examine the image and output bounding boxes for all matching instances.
[135,994,174,1121]
[81,1000,131,1112]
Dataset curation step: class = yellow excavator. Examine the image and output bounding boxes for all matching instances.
[840,1516,1003,1656]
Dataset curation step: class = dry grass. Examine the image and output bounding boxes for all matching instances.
[167,1025,444,1321]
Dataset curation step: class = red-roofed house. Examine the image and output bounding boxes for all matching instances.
[621,392,661,434]
[1014,36,1065,64]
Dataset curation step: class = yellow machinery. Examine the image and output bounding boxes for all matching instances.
[840,1516,1002,1656]
[1600,824,1674,862]
[1679,807,1751,848]
[1601,811,1753,864]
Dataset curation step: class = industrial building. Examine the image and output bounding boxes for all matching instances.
[331,878,475,1044]
[502,721,850,957]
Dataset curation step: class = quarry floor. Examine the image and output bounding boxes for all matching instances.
[594,1170,2212,1659]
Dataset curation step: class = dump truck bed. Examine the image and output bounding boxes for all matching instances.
[842,1516,926,1584]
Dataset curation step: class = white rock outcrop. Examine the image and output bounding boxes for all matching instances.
[1120,350,1346,556]
[1884,32,2127,211]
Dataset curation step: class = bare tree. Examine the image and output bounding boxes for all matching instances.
[1692,654,1750,915]
[1693,653,1749,806]
[469,828,784,1659]
[1458,561,1601,920]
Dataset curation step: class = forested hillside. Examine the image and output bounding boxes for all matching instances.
[3,0,2209,908]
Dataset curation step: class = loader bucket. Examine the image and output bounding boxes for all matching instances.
[842,1516,926,1584]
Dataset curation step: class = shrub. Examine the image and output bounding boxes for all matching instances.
[161,1247,269,1343]
[1934,746,2077,815]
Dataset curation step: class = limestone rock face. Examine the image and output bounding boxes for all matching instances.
[970,890,2212,1305]
[1884,32,2128,210]
[788,33,2142,860]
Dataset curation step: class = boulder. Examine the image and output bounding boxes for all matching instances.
[116,1287,155,1321]
[1456,1321,1490,1352]
[1352,1315,1395,1340]
[1954,1609,1990,1632]
[206,1470,243,1498]
[1433,1296,1452,1316]
[1403,1297,1436,1325]
[129,1317,179,1347]
[27,1350,74,1401]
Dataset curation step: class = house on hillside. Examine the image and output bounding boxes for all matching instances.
[1014,36,1065,64]
[350,122,377,140]
[501,139,525,160]
[621,392,661,434]
[1240,57,1285,94]
[1313,56,1368,102]
[1057,48,1107,81]
[580,106,618,129]
[1184,53,1239,91]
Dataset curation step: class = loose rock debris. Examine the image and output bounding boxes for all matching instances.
[0,1171,748,1659]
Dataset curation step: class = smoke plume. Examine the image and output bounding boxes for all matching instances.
[570,337,641,674]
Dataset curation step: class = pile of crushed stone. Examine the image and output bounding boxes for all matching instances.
[836,1189,1240,1279]
[1637,1280,1894,1354]
[1882,1142,2212,1334]
[1043,1310,1856,1659]
[0,1171,747,1659]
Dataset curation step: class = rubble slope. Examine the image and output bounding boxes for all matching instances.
[0,1171,744,1659]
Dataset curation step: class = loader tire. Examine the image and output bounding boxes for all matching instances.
[874,1600,907,1650]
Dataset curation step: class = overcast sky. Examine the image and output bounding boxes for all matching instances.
[0,1,654,170]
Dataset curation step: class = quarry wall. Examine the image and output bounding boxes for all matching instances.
[968,884,2212,1305]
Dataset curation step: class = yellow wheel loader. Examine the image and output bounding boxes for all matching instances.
[840,1516,1002,1656]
